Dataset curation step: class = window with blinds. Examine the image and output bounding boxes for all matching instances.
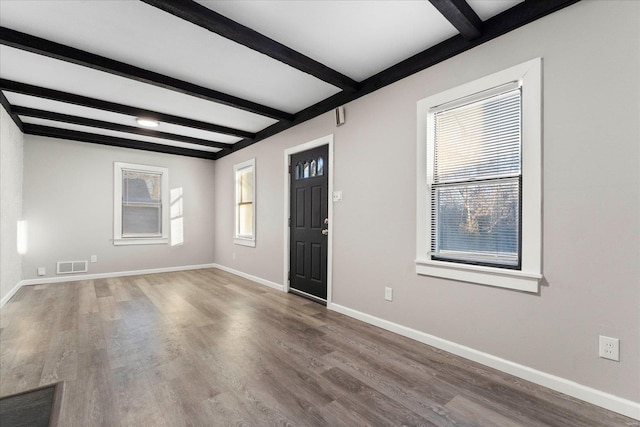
[113,162,169,246]
[122,169,163,237]
[430,84,522,268]
[417,58,541,291]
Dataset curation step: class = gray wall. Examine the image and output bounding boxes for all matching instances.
[22,136,216,280]
[213,1,640,402]
[0,108,24,301]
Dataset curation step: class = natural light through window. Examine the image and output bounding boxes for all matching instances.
[234,158,256,247]
[171,187,184,246]
[114,162,169,246]
[416,58,542,292]
[431,86,521,268]
[17,220,27,255]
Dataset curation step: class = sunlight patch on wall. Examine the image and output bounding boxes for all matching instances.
[170,188,184,246]
[17,220,27,254]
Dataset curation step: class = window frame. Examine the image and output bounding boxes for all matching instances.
[234,158,256,247]
[416,58,542,292]
[113,162,169,246]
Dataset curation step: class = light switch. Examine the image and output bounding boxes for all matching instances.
[332,191,343,202]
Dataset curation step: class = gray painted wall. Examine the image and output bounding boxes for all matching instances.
[22,136,216,280]
[0,108,24,301]
[213,1,640,401]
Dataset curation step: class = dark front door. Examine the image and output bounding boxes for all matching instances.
[290,145,329,302]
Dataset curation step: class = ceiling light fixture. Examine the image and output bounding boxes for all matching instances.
[136,118,159,128]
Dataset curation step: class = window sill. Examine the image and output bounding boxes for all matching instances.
[114,237,169,246]
[415,258,541,293]
[234,238,256,247]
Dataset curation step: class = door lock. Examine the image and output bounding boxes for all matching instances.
[321,229,328,235]
[324,218,329,225]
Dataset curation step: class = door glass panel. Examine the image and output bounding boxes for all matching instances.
[310,159,317,177]
[295,162,302,180]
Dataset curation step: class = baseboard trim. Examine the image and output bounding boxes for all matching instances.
[0,281,23,307]
[3,263,284,305]
[6,264,218,301]
[328,302,640,421]
[212,264,284,292]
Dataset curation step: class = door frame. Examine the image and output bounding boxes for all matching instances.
[283,134,334,305]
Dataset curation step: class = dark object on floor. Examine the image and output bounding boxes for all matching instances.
[0,382,63,427]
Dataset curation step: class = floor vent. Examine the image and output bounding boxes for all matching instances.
[56,260,88,275]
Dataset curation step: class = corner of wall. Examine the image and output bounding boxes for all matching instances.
[0,106,24,303]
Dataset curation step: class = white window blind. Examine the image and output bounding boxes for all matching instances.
[430,86,522,268]
[122,169,163,237]
[114,162,169,246]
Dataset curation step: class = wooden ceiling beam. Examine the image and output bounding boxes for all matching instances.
[428,0,483,40]
[22,124,217,160]
[0,79,255,139]
[217,0,581,159]
[0,26,293,121]
[0,90,23,131]
[12,106,233,149]
[141,0,360,93]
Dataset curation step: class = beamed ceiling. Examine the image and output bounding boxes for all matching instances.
[0,0,579,160]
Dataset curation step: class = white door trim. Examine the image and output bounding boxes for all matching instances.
[283,134,334,305]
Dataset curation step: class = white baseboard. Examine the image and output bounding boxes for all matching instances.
[0,281,23,307]
[19,263,218,286]
[212,263,284,292]
[1,264,218,307]
[328,302,640,421]
[2,263,284,305]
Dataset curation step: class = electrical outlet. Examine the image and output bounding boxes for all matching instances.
[37,267,46,276]
[90,255,97,263]
[384,287,393,301]
[599,336,620,361]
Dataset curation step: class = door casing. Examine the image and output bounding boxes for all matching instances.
[283,134,333,305]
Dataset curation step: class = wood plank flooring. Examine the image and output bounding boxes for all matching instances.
[1,268,637,426]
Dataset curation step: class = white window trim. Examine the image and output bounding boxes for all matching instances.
[234,158,256,247]
[416,58,542,293]
[114,162,169,246]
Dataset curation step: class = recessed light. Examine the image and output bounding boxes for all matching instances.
[136,118,159,128]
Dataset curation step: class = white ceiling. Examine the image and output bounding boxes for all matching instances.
[0,0,536,159]
[200,0,460,81]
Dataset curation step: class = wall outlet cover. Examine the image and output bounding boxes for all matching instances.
[599,336,620,361]
[37,267,46,276]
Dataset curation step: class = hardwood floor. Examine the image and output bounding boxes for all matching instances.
[1,268,637,426]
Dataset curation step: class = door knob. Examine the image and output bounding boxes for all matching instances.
[321,229,328,235]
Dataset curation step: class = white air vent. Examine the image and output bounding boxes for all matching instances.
[56,260,88,275]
